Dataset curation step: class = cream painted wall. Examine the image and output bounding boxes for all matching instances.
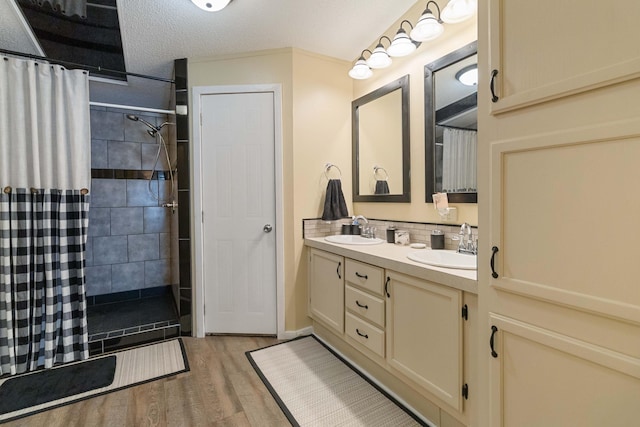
[188,48,351,332]
[186,1,479,332]
[352,0,478,226]
[292,51,352,331]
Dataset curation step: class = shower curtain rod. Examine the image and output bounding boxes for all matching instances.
[436,124,477,132]
[0,48,175,84]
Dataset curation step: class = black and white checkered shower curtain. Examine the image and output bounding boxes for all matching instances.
[0,188,90,376]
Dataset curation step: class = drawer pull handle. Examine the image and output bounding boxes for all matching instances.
[490,325,499,358]
[356,329,368,339]
[490,246,499,278]
[355,300,368,309]
[355,272,368,280]
[385,276,391,298]
[337,261,342,279]
[490,69,499,103]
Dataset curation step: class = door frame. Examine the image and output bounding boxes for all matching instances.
[191,84,284,338]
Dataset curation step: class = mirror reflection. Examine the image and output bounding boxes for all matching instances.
[353,75,410,203]
[425,42,477,203]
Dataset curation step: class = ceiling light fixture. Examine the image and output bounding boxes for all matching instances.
[410,1,444,42]
[348,50,373,80]
[441,0,477,24]
[455,64,478,86]
[191,0,231,12]
[387,20,418,57]
[367,36,393,69]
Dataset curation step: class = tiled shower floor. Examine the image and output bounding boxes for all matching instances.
[87,293,180,356]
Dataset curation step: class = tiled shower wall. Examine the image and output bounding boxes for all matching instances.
[86,106,178,296]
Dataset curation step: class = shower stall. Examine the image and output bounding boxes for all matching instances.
[85,106,181,356]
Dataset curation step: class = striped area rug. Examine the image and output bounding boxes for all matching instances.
[0,339,189,423]
[246,335,427,427]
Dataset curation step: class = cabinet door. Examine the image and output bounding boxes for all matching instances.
[488,0,640,114]
[308,249,344,334]
[479,1,640,424]
[386,271,463,411]
[488,314,640,427]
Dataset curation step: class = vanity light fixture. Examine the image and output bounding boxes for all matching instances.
[348,0,478,80]
[455,64,478,86]
[441,0,477,24]
[348,50,373,80]
[410,1,444,42]
[191,0,231,12]
[387,20,418,57]
[367,36,393,69]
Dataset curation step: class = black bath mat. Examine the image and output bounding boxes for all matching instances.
[0,356,116,414]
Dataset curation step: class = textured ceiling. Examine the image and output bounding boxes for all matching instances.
[1,0,420,110]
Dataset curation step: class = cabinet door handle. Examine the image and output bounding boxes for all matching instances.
[355,272,368,280]
[385,276,391,298]
[355,300,368,309]
[490,325,499,358]
[337,261,342,279]
[490,69,499,103]
[490,246,499,278]
[356,328,368,339]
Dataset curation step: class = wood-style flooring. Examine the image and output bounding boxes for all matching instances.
[4,336,290,427]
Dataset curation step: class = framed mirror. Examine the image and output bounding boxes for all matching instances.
[425,41,477,203]
[352,75,410,203]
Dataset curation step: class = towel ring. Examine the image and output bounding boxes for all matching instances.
[324,163,342,179]
[373,166,389,181]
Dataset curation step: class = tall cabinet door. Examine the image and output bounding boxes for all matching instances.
[478,1,640,426]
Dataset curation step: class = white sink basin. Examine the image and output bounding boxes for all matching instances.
[407,250,477,270]
[324,235,385,245]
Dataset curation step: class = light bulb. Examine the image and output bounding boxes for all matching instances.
[191,0,231,12]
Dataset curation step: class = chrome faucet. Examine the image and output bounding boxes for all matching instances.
[353,215,375,238]
[457,223,476,255]
[353,215,369,225]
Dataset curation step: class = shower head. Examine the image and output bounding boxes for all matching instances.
[126,114,162,134]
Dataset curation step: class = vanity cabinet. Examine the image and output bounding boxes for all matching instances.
[307,245,475,425]
[386,271,464,412]
[479,1,640,425]
[308,248,344,334]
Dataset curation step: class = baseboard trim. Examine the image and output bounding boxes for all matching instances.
[278,326,313,340]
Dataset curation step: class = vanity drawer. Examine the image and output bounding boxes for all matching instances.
[345,312,385,358]
[345,259,384,296]
[345,285,385,328]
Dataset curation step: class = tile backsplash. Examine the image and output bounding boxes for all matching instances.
[303,218,477,251]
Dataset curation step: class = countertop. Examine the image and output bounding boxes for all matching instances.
[305,237,477,294]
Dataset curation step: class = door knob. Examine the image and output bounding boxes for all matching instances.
[263,224,273,233]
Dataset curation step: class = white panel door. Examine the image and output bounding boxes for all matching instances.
[200,92,276,334]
